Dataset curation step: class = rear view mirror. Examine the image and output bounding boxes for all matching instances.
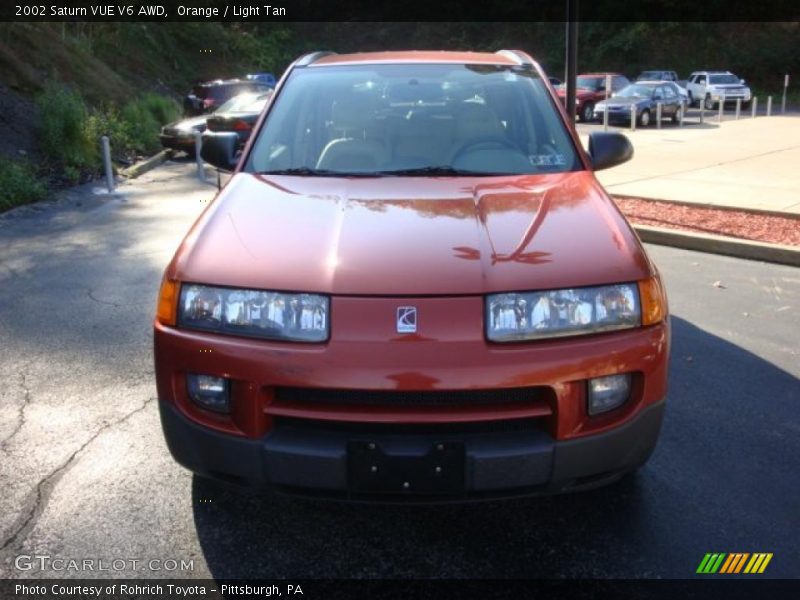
[200,132,239,171]
[588,132,633,171]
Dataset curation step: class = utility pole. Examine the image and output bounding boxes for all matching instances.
[565,0,578,121]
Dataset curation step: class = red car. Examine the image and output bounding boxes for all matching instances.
[556,73,631,122]
[155,50,669,500]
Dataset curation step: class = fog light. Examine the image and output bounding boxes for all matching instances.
[588,374,631,415]
[186,374,230,413]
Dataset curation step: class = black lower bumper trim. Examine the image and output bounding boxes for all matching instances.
[159,400,665,500]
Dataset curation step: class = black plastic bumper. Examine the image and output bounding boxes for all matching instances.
[159,400,665,501]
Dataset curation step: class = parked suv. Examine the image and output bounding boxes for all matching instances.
[556,73,630,122]
[156,50,669,500]
[183,79,273,116]
[686,71,752,110]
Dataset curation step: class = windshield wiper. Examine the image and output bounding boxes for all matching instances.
[257,167,379,177]
[373,166,511,177]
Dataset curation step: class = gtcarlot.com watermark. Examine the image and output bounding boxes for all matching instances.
[14,554,194,572]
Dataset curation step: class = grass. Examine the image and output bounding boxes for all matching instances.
[0,159,47,211]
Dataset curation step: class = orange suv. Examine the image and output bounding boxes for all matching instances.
[154,50,669,500]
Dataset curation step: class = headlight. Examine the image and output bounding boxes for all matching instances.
[178,284,329,342]
[486,283,640,342]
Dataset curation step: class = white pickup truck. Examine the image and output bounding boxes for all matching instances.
[686,71,752,110]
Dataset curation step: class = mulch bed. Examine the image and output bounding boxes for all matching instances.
[614,197,800,247]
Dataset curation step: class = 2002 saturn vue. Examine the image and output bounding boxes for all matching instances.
[154,50,670,500]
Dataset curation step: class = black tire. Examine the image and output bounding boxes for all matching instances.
[579,102,595,123]
[704,94,716,111]
[638,109,651,127]
[742,100,751,110]
[671,106,682,124]
[687,91,694,107]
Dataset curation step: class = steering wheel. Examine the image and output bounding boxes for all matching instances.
[451,139,521,164]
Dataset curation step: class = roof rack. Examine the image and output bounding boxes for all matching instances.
[495,50,534,67]
[295,51,337,67]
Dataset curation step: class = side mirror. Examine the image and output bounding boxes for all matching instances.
[200,132,239,171]
[740,79,746,84]
[588,132,633,171]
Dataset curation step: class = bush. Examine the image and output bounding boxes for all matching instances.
[0,159,47,211]
[36,83,98,169]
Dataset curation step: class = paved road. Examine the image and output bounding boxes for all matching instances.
[1,161,798,579]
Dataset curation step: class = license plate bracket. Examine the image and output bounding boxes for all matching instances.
[347,440,466,495]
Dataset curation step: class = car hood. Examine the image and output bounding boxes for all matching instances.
[169,172,651,296]
[598,96,648,107]
[556,87,595,99]
[165,115,207,131]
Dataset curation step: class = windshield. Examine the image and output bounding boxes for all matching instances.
[576,76,603,91]
[215,92,269,113]
[709,74,740,84]
[615,84,654,98]
[637,71,662,80]
[244,63,580,176]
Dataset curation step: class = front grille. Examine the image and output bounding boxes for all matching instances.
[274,416,545,435]
[274,386,547,407]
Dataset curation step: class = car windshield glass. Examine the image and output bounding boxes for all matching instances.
[576,76,602,90]
[245,63,581,177]
[616,84,654,98]
[709,74,740,84]
[215,93,262,113]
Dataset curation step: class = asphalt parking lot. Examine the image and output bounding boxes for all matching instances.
[0,160,798,579]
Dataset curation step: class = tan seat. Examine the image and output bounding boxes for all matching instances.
[448,102,508,161]
[316,98,388,171]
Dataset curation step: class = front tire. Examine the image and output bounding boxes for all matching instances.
[688,91,695,107]
[579,102,595,123]
[671,106,682,124]
[638,109,651,127]
[704,94,716,110]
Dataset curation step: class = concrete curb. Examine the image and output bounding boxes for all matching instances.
[634,224,800,267]
[120,150,169,179]
[615,194,800,220]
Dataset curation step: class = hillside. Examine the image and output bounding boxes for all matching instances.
[0,21,797,209]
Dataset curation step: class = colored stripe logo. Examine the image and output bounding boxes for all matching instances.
[697,553,773,574]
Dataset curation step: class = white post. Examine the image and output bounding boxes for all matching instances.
[194,131,204,181]
[101,136,113,193]
[679,103,684,127]
[782,74,789,114]
[699,101,704,124]
[718,97,724,122]
[735,98,741,120]
[656,102,662,128]
[767,96,773,117]
[604,74,611,132]
[751,97,757,118]
[630,107,636,131]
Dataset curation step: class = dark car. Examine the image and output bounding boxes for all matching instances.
[161,92,270,156]
[594,82,686,127]
[183,79,273,116]
[556,73,630,122]
[205,91,273,148]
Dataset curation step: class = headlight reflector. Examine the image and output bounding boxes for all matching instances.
[486,283,640,342]
[179,284,329,342]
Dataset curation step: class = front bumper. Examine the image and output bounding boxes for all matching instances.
[159,398,665,500]
[159,133,197,151]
